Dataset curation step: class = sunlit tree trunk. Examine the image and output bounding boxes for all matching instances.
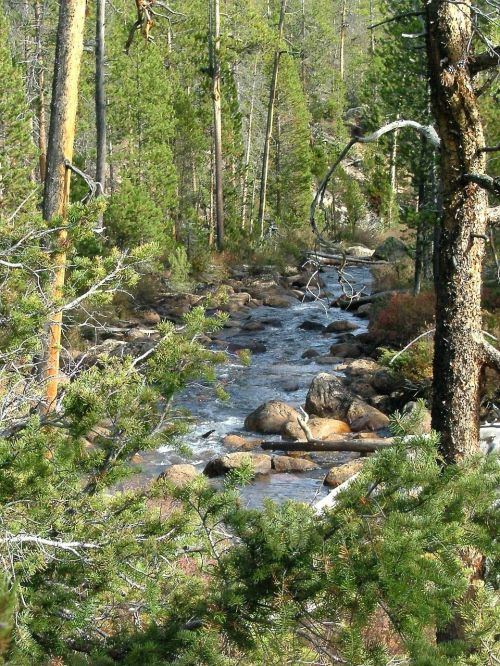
[41,0,86,413]
[258,0,287,238]
[339,0,347,80]
[426,0,491,463]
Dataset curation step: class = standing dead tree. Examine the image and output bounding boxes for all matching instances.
[125,0,184,53]
[41,0,87,413]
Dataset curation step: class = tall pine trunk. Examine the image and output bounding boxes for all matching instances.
[426,0,488,462]
[258,0,287,238]
[41,0,86,412]
[34,0,47,182]
[241,56,258,230]
[210,0,224,250]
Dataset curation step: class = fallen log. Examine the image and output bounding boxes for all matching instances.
[261,438,394,454]
[306,251,388,266]
[335,289,408,310]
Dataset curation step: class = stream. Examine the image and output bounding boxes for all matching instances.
[139,266,373,507]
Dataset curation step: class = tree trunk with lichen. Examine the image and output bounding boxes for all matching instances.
[426,0,489,464]
[41,0,86,413]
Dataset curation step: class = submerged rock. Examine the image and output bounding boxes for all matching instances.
[299,319,326,331]
[324,320,358,333]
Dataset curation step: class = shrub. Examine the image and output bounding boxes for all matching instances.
[370,291,435,347]
[379,339,434,396]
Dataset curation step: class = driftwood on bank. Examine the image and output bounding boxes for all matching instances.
[261,438,394,454]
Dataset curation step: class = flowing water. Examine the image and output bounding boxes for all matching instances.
[140,266,374,507]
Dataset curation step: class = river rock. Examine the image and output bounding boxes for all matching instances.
[356,303,372,318]
[245,400,300,434]
[204,452,272,477]
[272,456,319,473]
[282,417,351,441]
[324,459,366,487]
[302,349,320,359]
[228,340,267,354]
[263,293,294,308]
[305,373,353,420]
[371,369,400,395]
[373,236,411,262]
[299,319,326,331]
[223,434,262,450]
[316,356,342,365]
[324,320,359,333]
[347,400,390,432]
[140,309,161,325]
[349,378,377,400]
[329,342,363,358]
[242,320,266,332]
[159,464,199,487]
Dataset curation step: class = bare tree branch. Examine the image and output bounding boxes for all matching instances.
[463,173,500,196]
[310,120,440,235]
[470,46,500,75]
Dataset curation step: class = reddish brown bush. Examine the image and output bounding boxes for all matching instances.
[369,291,435,347]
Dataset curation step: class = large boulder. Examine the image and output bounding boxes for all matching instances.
[347,399,390,432]
[245,400,300,434]
[272,456,319,473]
[263,293,294,308]
[324,458,366,487]
[159,464,199,487]
[305,373,353,420]
[282,417,351,441]
[373,236,411,262]
[204,452,272,477]
[346,245,374,258]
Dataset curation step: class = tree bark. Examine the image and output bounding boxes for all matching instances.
[41,0,86,413]
[95,0,107,197]
[426,0,489,463]
[258,0,287,238]
[210,0,224,250]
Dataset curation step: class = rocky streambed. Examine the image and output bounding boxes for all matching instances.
[133,263,403,507]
